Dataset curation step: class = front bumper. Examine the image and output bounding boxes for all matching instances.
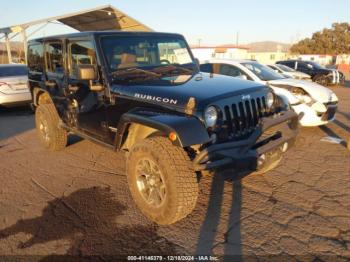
[193,110,299,171]
[326,70,342,85]
[292,102,337,126]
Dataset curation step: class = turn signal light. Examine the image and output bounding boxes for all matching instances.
[169,132,177,142]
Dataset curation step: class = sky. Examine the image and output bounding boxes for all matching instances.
[0,0,350,45]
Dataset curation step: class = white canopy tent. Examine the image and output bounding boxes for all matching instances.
[0,5,152,63]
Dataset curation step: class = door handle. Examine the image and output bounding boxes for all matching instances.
[45,81,56,88]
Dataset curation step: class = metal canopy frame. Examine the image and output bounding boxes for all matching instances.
[0,5,152,64]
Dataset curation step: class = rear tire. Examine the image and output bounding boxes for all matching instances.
[126,137,198,225]
[35,104,67,151]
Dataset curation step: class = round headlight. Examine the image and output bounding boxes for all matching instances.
[266,92,275,108]
[204,106,218,127]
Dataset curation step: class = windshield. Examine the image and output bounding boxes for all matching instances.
[241,62,285,81]
[100,35,196,73]
[275,64,295,72]
[0,66,27,77]
[306,61,325,69]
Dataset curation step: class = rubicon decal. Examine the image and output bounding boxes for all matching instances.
[134,93,178,105]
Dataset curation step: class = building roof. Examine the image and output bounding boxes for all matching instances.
[0,5,152,35]
[246,41,290,53]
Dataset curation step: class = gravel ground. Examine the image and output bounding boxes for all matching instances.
[0,87,349,261]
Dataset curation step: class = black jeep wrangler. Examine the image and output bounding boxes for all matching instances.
[27,31,298,225]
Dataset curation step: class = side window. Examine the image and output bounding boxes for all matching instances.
[199,63,213,73]
[45,42,64,74]
[69,41,97,78]
[297,62,307,70]
[282,61,294,69]
[28,44,44,73]
[219,64,245,78]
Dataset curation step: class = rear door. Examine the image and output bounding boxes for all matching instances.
[44,40,67,109]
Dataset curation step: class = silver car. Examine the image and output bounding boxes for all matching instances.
[0,64,31,107]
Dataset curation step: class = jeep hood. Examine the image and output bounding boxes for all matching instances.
[267,78,337,103]
[111,73,267,110]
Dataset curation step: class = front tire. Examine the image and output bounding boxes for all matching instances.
[313,74,329,86]
[126,137,198,225]
[35,104,67,151]
[254,157,282,175]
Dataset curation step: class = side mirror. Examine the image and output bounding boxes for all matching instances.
[75,64,104,92]
[76,64,96,81]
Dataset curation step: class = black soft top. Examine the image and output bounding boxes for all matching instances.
[28,31,184,44]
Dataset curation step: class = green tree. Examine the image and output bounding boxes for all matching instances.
[290,23,350,55]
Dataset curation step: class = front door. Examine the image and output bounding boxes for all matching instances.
[66,39,110,142]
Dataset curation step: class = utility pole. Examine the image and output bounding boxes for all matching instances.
[236,31,239,46]
[197,38,202,47]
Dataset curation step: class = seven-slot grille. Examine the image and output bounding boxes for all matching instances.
[223,96,268,136]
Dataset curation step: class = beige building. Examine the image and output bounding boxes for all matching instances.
[289,54,335,66]
[246,42,290,64]
[191,45,248,61]
[248,51,288,64]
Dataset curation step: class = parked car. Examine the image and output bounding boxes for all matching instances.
[276,60,345,86]
[200,59,338,126]
[28,31,298,225]
[267,64,311,80]
[0,64,31,107]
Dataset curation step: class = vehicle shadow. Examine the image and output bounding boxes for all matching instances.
[195,170,248,260]
[333,119,350,133]
[319,124,348,148]
[337,110,350,121]
[0,187,179,260]
[344,80,350,88]
[0,106,34,140]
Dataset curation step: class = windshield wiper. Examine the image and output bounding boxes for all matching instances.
[111,67,161,80]
[152,64,194,75]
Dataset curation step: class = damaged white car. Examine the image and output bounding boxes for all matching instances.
[200,59,338,126]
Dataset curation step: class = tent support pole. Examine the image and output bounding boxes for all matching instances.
[5,33,12,64]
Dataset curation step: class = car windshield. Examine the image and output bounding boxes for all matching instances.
[276,64,295,72]
[241,62,285,81]
[306,61,325,69]
[0,66,27,77]
[100,35,196,77]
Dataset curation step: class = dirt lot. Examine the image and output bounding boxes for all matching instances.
[0,87,350,261]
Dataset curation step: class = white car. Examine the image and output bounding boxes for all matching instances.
[267,64,311,81]
[200,59,338,126]
[0,64,31,107]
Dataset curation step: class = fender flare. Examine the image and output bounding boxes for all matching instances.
[115,109,211,149]
[32,87,52,106]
